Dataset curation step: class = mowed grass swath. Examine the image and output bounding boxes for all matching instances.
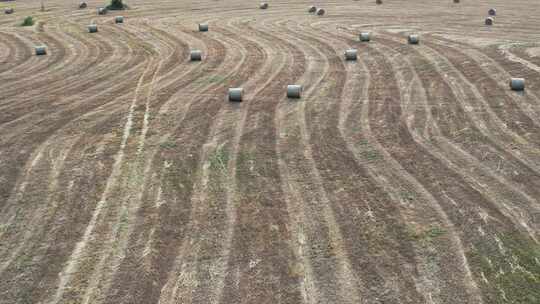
[0,0,539,304]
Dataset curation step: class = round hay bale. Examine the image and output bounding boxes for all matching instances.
[488,8,496,16]
[345,49,358,61]
[485,17,493,25]
[453,0,459,3]
[35,45,47,56]
[88,24,98,33]
[79,2,87,9]
[287,85,302,98]
[97,7,107,15]
[360,32,371,42]
[115,16,124,23]
[316,8,325,16]
[190,50,202,61]
[229,88,244,102]
[260,2,268,9]
[308,6,317,13]
[376,0,382,4]
[4,8,14,14]
[199,23,209,32]
[408,34,419,44]
[510,78,525,91]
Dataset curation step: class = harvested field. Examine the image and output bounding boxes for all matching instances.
[1,0,540,303]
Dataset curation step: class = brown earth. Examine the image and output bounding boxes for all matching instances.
[0,0,539,303]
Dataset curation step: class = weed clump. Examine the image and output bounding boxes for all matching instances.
[107,0,126,10]
[21,16,34,27]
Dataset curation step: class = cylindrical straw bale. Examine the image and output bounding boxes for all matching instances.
[360,32,371,42]
[88,24,98,33]
[229,88,244,102]
[199,23,209,32]
[345,49,358,61]
[408,34,419,44]
[35,45,47,55]
[287,85,302,98]
[190,50,202,61]
[510,78,525,91]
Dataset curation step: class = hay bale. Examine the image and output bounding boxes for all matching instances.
[35,45,47,55]
[260,2,268,9]
[453,0,459,3]
[376,0,382,4]
[190,50,202,61]
[316,8,325,16]
[4,7,13,14]
[360,32,371,42]
[88,24,98,33]
[79,2,87,9]
[199,23,209,32]
[408,34,419,44]
[485,17,493,25]
[510,78,525,91]
[488,8,496,16]
[115,16,124,23]
[229,88,243,102]
[308,6,317,13]
[97,7,107,15]
[345,49,358,61]
[287,85,302,98]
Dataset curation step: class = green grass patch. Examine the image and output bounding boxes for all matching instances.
[160,140,177,150]
[408,225,446,244]
[209,146,229,172]
[362,150,380,161]
[469,232,540,303]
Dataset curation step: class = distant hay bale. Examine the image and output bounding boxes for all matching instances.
[260,2,268,9]
[510,78,525,91]
[287,85,302,98]
[308,6,317,13]
[360,32,371,42]
[408,34,419,44]
[115,16,124,23]
[79,2,87,9]
[488,8,496,16]
[453,0,459,3]
[190,50,202,61]
[4,7,13,14]
[199,23,209,32]
[35,45,47,55]
[376,0,382,4]
[316,8,325,16]
[88,24,98,33]
[97,7,107,15]
[229,88,243,102]
[485,17,493,25]
[345,49,358,61]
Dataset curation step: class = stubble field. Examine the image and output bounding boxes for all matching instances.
[1,0,540,303]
